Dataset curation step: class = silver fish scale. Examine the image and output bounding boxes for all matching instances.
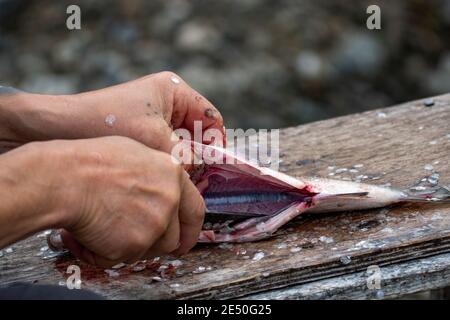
[204,192,302,207]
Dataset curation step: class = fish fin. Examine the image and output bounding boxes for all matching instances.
[402,186,450,203]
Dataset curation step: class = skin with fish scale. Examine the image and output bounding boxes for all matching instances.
[194,143,449,243]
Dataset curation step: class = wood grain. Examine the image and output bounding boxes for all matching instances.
[1,94,449,299]
[244,252,450,300]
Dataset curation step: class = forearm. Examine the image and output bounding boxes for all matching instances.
[0,88,80,148]
[0,85,143,148]
[0,142,66,248]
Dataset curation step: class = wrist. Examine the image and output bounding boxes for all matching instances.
[29,140,81,229]
[0,141,70,246]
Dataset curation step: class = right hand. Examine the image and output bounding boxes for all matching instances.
[47,136,205,267]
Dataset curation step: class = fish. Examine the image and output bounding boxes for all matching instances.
[191,142,450,243]
[47,141,449,250]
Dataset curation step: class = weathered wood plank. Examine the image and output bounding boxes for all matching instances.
[243,252,450,300]
[0,94,449,299]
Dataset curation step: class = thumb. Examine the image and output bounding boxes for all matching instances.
[53,229,97,265]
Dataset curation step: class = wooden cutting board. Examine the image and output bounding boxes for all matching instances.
[1,94,449,299]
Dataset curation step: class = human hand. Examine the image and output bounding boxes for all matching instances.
[47,136,205,267]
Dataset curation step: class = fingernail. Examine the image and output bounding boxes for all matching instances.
[47,230,64,252]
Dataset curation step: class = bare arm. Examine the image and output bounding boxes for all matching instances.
[0,142,65,247]
[0,72,220,264]
[0,72,224,154]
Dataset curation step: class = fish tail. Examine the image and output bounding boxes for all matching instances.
[402,186,450,204]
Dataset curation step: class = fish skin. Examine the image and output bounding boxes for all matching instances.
[304,177,405,213]
[194,143,447,243]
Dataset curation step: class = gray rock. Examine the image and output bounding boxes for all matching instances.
[286,98,329,124]
[109,22,139,45]
[179,63,219,95]
[150,0,191,36]
[331,32,386,76]
[52,32,92,68]
[80,50,133,85]
[21,74,78,94]
[17,53,50,74]
[295,50,327,80]
[426,54,450,94]
[176,21,221,52]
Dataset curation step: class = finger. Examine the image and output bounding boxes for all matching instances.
[61,230,144,267]
[152,119,179,154]
[167,75,225,146]
[147,121,197,173]
[171,171,205,256]
[150,119,199,172]
[143,199,181,258]
[59,230,97,265]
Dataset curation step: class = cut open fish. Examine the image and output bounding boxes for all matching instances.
[190,142,449,243]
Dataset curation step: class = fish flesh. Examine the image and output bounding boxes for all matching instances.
[191,142,449,243]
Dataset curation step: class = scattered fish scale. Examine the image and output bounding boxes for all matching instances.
[111,263,126,269]
[319,236,334,244]
[339,255,352,265]
[423,98,435,107]
[104,269,120,278]
[193,266,207,274]
[151,276,163,282]
[252,251,265,261]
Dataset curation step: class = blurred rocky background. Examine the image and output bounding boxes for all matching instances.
[1,0,450,129]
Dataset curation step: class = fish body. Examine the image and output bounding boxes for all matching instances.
[194,143,448,243]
